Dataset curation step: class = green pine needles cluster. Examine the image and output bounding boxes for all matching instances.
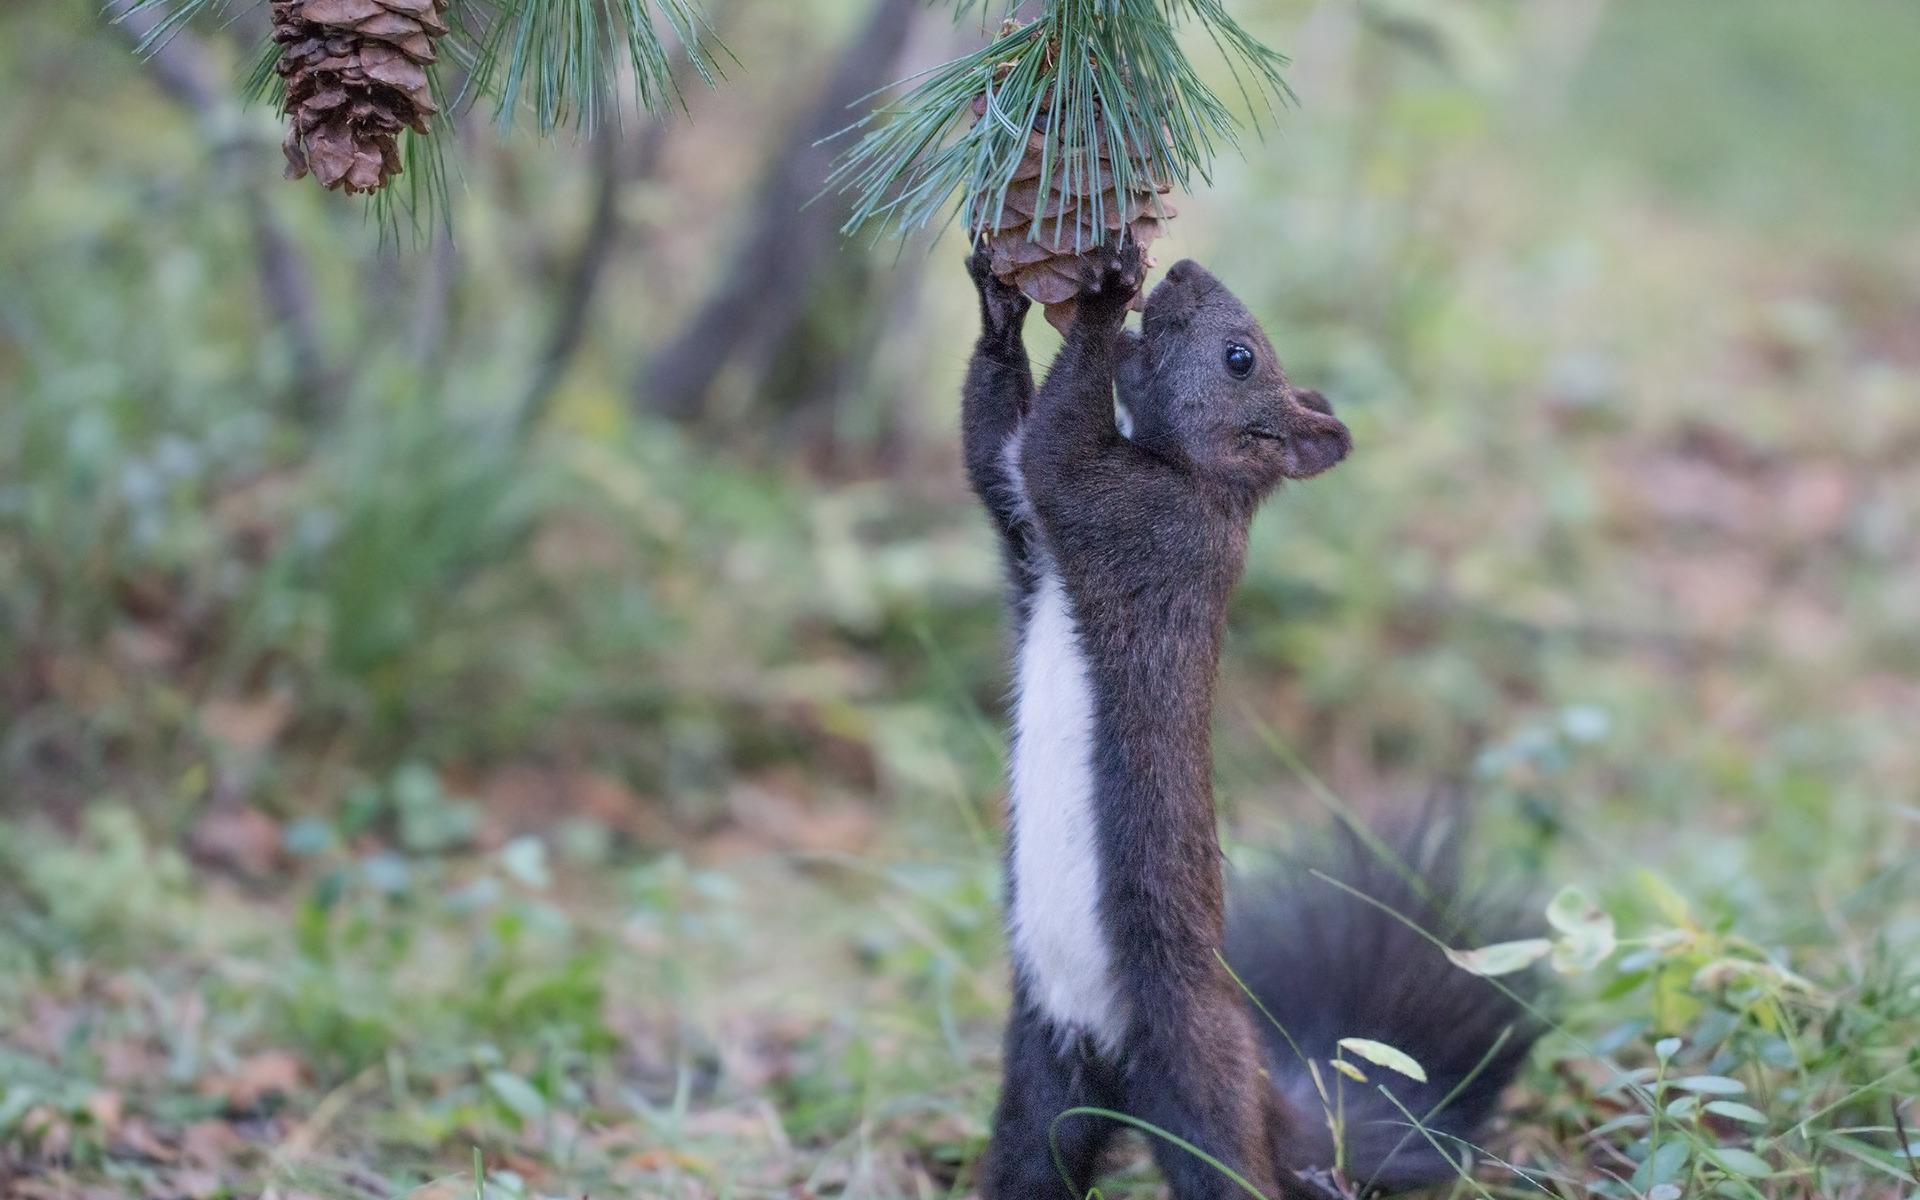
[122,0,721,232]
[129,0,720,125]
[453,0,718,132]
[834,0,1293,246]
[121,0,1290,245]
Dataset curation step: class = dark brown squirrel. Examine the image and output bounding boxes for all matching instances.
[961,239,1536,1200]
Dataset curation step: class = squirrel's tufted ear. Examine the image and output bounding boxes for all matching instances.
[1280,398,1352,479]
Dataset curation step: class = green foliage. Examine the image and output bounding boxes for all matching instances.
[836,0,1291,242]
[455,0,720,133]
[1509,876,1920,1200]
[1563,0,1920,233]
[0,808,193,965]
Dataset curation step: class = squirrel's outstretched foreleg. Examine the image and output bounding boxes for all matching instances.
[1025,238,1143,463]
[962,249,1038,571]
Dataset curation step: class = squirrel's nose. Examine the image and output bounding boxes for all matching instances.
[1145,259,1214,326]
[1156,259,1223,303]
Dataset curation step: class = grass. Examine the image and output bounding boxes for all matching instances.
[4,1,1920,1198]
[1,762,1916,1197]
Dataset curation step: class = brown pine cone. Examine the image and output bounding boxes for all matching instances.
[969,94,1175,333]
[273,0,448,194]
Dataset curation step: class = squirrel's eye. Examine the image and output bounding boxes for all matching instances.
[1224,343,1254,379]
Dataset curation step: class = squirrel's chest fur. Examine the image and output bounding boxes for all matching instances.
[1002,435,1241,1054]
[1007,560,1127,1050]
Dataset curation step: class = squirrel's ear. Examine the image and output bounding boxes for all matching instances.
[1281,407,1353,479]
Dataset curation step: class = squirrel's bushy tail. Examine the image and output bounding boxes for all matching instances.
[1224,812,1540,1193]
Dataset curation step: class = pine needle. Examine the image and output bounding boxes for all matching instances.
[831,0,1292,245]
[117,0,727,233]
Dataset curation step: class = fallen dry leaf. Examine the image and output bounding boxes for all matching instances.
[180,1120,246,1169]
[4,1174,83,1200]
[198,694,293,757]
[18,1107,71,1160]
[724,779,875,856]
[165,1167,225,1200]
[199,1050,306,1111]
[84,1090,123,1134]
[108,1117,178,1164]
[187,807,284,878]
[479,764,675,847]
[98,1037,168,1086]
[1777,463,1853,541]
[628,1148,714,1173]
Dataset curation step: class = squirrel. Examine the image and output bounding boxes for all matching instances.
[961,239,1537,1200]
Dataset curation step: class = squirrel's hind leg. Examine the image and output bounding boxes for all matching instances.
[980,1003,1120,1200]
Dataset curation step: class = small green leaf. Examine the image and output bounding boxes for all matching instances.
[499,837,552,890]
[1552,932,1616,974]
[1632,1141,1690,1191]
[1636,870,1696,927]
[1704,1101,1768,1125]
[1545,886,1616,973]
[1707,1147,1773,1178]
[485,1071,548,1125]
[1545,884,1611,937]
[1597,969,1653,999]
[1664,1095,1698,1117]
[1338,1038,1427,1083]
[283,818,337,856]
[1598,1067,1657,1096]
[1329,1058,1368,1082]
[1654,1037,1682,1062]
[0,1087,38,1133]
[1446,938,1552,977]
[1588,1113,1650,1137]
[1674,1075,1747,1095]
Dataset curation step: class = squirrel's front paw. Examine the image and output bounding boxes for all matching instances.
[1083,237,1145,314]
[966,248,1031,330]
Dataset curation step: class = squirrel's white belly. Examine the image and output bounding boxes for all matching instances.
[1007,568,1128,1052]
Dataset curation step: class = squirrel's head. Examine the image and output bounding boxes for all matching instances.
[1116,259,1351,498]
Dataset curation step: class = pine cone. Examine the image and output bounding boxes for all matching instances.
[272,0,448,195]
[970,94,1175,333]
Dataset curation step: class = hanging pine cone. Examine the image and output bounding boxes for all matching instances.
[969,93,1175,334]
[272,0,447,195]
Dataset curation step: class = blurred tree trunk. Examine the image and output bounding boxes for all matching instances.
[513,2,728,438]
[516,131,626,437]
[636,0,924,442]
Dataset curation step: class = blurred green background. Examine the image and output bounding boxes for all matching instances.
[3,1,1919,1197]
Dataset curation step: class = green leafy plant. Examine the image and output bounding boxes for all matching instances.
[1443,873,1920,1200]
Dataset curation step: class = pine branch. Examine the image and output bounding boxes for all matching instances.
[831,0,1292,246]
[112,0,727,226]
[454,0,724,135]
